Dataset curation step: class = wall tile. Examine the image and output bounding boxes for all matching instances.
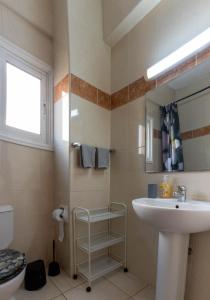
[111,86,129,109]
[98,89,111,110]
[129,77,155,102]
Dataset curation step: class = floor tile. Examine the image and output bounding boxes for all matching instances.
[64,278,129,300]
[15,279,61,300]
[105,270,147,296]
[133,286,155,300]
[53,296,67,300]
[49,271,83,293]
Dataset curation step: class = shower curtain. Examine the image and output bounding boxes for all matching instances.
[160,103,184,171]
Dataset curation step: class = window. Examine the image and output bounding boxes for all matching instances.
[0,37,53,150]
[146,116,153,163]
[6,63,41,134]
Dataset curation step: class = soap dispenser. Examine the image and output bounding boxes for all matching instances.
[160,175,173,199]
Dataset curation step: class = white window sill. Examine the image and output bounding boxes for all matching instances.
[0,134,54,151]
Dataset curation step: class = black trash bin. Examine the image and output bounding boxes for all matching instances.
[25,260,46,291]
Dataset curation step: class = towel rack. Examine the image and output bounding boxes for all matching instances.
[71,142,115,153]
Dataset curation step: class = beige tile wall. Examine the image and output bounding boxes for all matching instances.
[111,1,210,299]
[54,96,70,274]
[0,141,54,263]
[0,2,55,264]
[110,98,158,285]
[0,0,53,37]
[0,2,53,65]
[68,0,111,94]
[69,93,111,270]
[53,0,71,274]
[68,0,111,273]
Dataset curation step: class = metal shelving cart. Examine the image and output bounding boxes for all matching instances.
[73,202,128,292]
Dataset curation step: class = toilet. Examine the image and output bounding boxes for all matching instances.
[0,205,26,300]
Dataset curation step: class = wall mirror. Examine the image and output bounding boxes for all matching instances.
[145,58,210,173]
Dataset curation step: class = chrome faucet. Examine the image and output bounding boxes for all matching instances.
[174,185,187,202]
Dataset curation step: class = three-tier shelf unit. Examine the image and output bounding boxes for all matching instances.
[73,202,128,292]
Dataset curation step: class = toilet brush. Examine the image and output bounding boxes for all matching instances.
[48,240,60,276]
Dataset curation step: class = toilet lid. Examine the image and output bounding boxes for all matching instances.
[0,249,26,284]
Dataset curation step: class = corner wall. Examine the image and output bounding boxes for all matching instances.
[53,0,71,274]
[111,1,210,299]
[67,0,111,272]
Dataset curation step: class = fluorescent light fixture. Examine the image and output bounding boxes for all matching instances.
[147,27,210,80]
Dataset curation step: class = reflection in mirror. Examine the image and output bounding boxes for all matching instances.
[146,58,210,173]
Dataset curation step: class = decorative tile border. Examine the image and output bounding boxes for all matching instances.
[54,74,69,102]
[54,45,210,110]
[153,125,210,141]
[54,74,111,110]
[181,125,210,140]
[111,45,210,110]
[71,74,97,104]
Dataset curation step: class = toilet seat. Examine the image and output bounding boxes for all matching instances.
[0,249,26,284]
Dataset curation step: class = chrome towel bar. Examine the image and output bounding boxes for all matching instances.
[71,142,115,153]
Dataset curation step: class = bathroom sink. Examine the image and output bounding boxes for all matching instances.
[132,197,210,300]
[132,198,210,234]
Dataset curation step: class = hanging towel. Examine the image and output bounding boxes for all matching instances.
[80,144,96,168]
[96,147,110,169]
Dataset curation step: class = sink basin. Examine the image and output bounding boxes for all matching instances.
[132,198,210,234]
[132,197,210,300]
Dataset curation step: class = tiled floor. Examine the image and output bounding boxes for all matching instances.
[15,269,155,300]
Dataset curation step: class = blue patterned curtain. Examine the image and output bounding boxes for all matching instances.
[160,103,184,171]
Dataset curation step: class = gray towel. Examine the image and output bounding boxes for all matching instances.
[80,144,96,168]
[96,147,110,169]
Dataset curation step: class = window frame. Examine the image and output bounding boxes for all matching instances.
[0,36,53,151]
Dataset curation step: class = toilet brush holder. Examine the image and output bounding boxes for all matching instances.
[48,240,60,276]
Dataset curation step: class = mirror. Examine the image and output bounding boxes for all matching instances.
[146,58,210,173]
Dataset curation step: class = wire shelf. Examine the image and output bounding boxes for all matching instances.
[73,202,127,290]
[78,255,122,281]
[76,208,125,223]
[78,232,125,253]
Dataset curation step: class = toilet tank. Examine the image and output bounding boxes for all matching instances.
[0,205,13,249]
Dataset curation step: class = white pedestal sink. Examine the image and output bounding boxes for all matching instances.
[132,198,210,300]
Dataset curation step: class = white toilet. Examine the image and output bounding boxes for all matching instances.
[0,205,26,300]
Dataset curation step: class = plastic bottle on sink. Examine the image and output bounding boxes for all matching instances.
[160,175,173,199]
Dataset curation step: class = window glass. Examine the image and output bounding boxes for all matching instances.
[6,63,41,134]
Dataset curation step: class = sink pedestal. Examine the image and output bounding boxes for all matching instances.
[156,232,189,300]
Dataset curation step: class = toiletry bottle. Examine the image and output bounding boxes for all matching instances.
[160,175,173,198]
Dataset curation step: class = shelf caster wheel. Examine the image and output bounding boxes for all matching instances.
[73,274,78,280]
[86,286,91,292]
[124,267,128,273]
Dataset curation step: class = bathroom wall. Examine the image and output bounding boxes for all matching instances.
[0,0,53,36]
[53,0,71,273]
[0,1,54,263]
[175,76,210,171]
[67,0,111,271]
[110,0,210,299]
[0,1,53,65]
